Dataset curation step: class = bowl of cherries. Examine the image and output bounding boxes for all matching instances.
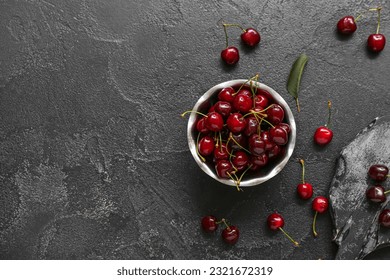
[182,75,296,190]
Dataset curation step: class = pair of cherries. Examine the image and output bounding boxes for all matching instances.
[337,7,386,53]
[365,164,390,228]
[201,215,239,245]
[220,23,261,65]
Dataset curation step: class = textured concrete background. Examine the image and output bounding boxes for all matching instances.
[0,0,389,259]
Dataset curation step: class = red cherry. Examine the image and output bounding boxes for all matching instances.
[314,126,333,146]
[267,213,299,246]
[366,185,386,203]
[257,88,274,102]
[196,118,209,134]
[226,113,247,134]
[244,115,259,137]
[368,164,389,182]
[241,28,261,47]
[233,93,252,113]
[267,145,281,160]
[266,104,285,125]
[213,143,229,162]
[337,16,357,34]
[232,151,249,168]
[214,101,232,118]
[379,209,390,228]
[215,159,233,178]
[228,133,247,151]
[205,112,224,132]
[250,153,268,167]
[254,94,268,109]
[312,196,329,213]
[269,126,288,145]
[236,88,252,98]
[201,215,218,232]
[312,196,329,237]
[248,134,265,156]
[218,87,236,103]
[198,136,215,156]
[221,46,239,65]
[221,225,239,245]
[278,123,291,134]
[260,131,275,151]
[367,34,386,53]
[297,159,313,200]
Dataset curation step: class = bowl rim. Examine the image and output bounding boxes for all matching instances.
[187,79,296,187]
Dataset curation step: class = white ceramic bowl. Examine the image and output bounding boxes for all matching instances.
[187,79,296,187]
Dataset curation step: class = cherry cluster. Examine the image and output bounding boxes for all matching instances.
[183,76,291,190]
[366,164,390,228]
[201,215,240,245]
[220,23,261,65]
[337,7,386,53]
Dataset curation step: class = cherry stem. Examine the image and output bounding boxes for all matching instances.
[181,110,207,118]
[384,190,390,195]
[354,13,363,22]
[299,159,306,184]
[325,100,332,128]
[221,218,231,231]
[237,164,253,185]
[376,7,381,34]
[229,133,252,154]
[222,24,230,48]
[234,74,259,96]
[295,98,301,113]
[223,23,246,33]
[312,211,319,237]
[227,171,242,192]
[278,227,299,247]
[196,133,206,162]
[219,132,223,152]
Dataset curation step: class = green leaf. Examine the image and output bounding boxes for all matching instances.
[287,54,309,112]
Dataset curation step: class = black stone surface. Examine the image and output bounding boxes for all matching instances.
[0,0,389,260]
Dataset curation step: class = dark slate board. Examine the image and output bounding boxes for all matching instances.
[330,117,390,259]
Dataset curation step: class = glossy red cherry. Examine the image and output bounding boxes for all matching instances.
[379,209,390,228]
[218,87,236,103]
[244,115,259,136]
[205,112,224,132]
[214,101,232,118]
[250,153,268,167]
[314,101,333,146]
[213,143,229,161]
[215,159,233,178]
[366,185,387,203]
[248,134,265,156]
[367,34,386,52]
[257,88,273,102]
[297,159,313,200]
[267,213,299,246]
[221,46,239,65]
[254,94,269,109]
[241,28,261,47]
[198,136,215,156]
[236,88,252,98]
[266,104,284,125]
[196,118,209,134]
[227,113,247,134]
[261,131,275,151]
[221,219,239,245]
[233,93,252,113]
[269,126,288,145]
[228,133,247,150]
[368,164,389,182]
[232,151,249,168]
[314,126,333,146]
[201,215,218,232]
[337,16,357,34]
[312,196,329,237]
[267,145,281,160]
[278,123,291,134]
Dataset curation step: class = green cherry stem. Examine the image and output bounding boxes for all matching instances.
[325,100,332,129]
[313,211,319,237]
[354,13,363,22]
[181,110,207,118]
[384,190,390,195]
[279,227,300,247]
[223,23,246,33]
[221,218,231,231]
[299,159,306,184]
[229,133,251,154]
[222,24,229,48]
[196,133,206,162]
[376,7,381,34]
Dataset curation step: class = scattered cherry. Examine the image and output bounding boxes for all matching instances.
[368,164,389,182]
[314,101,333,146]
[312,196,329,237]
[297,159,313,200]
[241,28,261,47]
[267,213,299,246]
[221,46,240,65]
[379,209,390,228]
[337,16,357,34]
[366,185,388,203]
[367,7,386,53]
[201,215,218,232]
[221,218,240,245]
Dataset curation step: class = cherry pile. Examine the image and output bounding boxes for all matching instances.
[221,23,261,65]
[201,215,240,244]
[337,7,386,53]
[182,75,291,190]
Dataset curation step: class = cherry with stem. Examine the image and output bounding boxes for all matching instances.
[312,196,329,237]
[314,101,333,146]
[367,7,386,53]
[297,159,313,200]
[267,213,299,247]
